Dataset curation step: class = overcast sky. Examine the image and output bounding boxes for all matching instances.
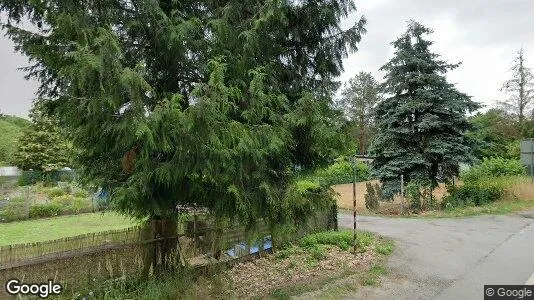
[1,0,533,118]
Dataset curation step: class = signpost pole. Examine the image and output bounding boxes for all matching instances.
[400,174,405,214]
[531,138,533,184]
[353,154,357,255]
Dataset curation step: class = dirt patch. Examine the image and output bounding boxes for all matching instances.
[227,246,378,299]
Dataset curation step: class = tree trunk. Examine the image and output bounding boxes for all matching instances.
[141,216,181,278]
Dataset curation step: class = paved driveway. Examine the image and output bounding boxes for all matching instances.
[338,212,534,300]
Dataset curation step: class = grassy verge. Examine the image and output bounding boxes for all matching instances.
[420,199,534,218]
[0,212,137,246]
[352,198,534,219]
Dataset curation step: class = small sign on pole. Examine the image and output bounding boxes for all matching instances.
[520,139,534,183]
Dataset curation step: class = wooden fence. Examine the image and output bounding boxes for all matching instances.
[0,207,335,297]
[0,227,142,267]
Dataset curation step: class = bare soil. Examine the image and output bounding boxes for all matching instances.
[227,246,378,299]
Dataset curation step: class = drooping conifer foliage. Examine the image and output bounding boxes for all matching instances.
[369,21,479,198]
[0,1,366,228]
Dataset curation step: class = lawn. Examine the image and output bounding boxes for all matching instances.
[0,212,138,246]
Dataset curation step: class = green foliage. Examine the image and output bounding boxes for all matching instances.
[406,180,436,211]
[375,240,394,255]
[0,115,30,165]
[46,187,68,198]
[0,0,367,234]
[12,107,70,172]
[369,21,479,198]
[468,109,521,159]
[73,189,90,198]
[299,230,374,252]
[0,197,27,222]
[50,194,91,214]
[308,244,328,260]
[83,269,231,300]
[461,158,526,183]
[17,171,41,186]
[364,182,381,210]
[362,264,388,286]
[294,180,321,194]
[314,161,370,186]
[442,184,503,209]
[29,203,62,218]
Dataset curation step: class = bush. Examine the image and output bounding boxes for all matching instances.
[461,158,525,183]
[46,187,67,198]
[18,171,41,186]
[52,195,92,214]
[52,194,76,206]
[73,188,90,198]
[315,161,370,186]
[29,203,62,218]
[442,184,503,209]
[308,244,327,260]
[0,196,28,221]
[364,182,381,211]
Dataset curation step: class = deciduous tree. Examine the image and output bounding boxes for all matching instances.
[337,72,382,155]
[13,106,68,172]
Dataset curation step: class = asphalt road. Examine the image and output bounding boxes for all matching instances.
[338,211,534,300]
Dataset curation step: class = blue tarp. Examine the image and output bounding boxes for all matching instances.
[226,236,272,258]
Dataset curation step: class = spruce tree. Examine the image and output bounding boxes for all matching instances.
[369,21,479,199]
[1,0,367,266]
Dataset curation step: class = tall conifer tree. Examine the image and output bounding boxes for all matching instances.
[1,1,367,264]
[370,21,479,198]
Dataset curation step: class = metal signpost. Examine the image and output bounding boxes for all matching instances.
[351,153,358,255]
[520,139,534,184]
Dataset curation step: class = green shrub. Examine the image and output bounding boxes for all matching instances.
[442,184,503,209]
[29,203,62,218]
[461,158,525,183]
[18,171,41,186]
[0,196,28,221]
[406,180,436,211]
[46,187,67,198]
[314,161,370,186]
[69,197,92,214]
[52,194,76,208]
[52,195,92,214]
[299,230,374,252]
[308,244,327,260]
[73,188,90,198]
[294,179,321,193]
[375,240,394,255]
[365,182,381,211]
